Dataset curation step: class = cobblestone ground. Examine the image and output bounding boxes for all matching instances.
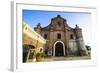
[40,55,91,62]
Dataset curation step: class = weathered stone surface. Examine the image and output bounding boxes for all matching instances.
[34,15,87,56]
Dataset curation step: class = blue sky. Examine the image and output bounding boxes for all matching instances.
[22,10,92,45]
[23,10,91,28]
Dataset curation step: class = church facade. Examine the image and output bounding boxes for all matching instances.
[34,15,87,57]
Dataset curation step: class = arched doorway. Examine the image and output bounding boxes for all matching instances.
[53,41,65,56]
[55,42,63,56]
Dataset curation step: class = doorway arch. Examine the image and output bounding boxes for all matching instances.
[53,41,65,56]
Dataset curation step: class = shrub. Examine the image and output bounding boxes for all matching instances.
[36,52,44,62]
[79,50,87,56]
[85,45,91,51]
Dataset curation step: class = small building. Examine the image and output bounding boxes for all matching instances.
[23,22,46,62]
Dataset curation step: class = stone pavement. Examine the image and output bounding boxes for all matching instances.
[40,56,91,62]
[27,56,90,62]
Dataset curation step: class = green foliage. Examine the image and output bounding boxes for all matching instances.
[85,45,91,51]
[36,51,44,62]
[79,50,87,56]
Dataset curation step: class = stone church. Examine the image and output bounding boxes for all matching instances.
[34,15,87,57]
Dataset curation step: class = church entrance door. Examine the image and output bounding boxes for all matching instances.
[55,42,64,56]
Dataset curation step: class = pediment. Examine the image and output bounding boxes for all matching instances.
[41,15,74,31]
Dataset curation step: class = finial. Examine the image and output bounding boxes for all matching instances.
[64,19,66,22]
[37,23,41,26]
[75,24,80,29]
[57,14,61,17]
[75,24,79,28]
[51,18,54,21]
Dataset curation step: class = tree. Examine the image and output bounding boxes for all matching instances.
[85,45,91,51]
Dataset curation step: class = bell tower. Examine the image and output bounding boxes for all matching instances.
[75,24,87,55]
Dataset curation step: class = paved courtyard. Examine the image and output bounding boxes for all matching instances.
[27,55,91,62]
[41,56,91,62]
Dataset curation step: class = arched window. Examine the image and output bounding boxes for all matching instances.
[44,34,47,39]
[57,33,61,39]
[70,34,73,39]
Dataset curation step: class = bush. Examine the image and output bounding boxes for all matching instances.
[36,52,44,62]
[79,50,87,56]
[85,45,91,51]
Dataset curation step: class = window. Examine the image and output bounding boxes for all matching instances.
[44,34,47,39]
[70,34,73,39]
[57,21,61,27]
[57,33,61,39]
